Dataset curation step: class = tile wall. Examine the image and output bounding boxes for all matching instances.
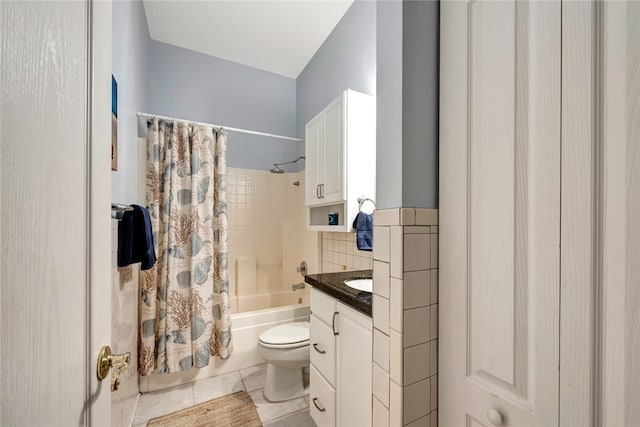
[227,167,287,294]
[111,220,140,427]
[226,167,317,312]
[371,208,438,427]
[321,232,373,273]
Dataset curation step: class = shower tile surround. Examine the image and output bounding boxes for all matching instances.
[226,167,317,313]
[111,220,140,427]
[372,208,439,427]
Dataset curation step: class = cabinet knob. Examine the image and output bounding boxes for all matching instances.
[487,408,504,426]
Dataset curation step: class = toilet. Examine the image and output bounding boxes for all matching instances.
[257,321,310,402]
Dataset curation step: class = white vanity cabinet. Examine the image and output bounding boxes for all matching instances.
[309,287,372,427]
[305,90,375,232]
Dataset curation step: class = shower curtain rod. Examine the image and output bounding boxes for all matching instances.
[137,112,304,142]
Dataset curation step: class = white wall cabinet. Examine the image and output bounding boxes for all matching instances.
[305,90,375,232]
[309,287,372,427]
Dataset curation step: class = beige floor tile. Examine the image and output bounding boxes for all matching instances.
[132,383,193,425]
[192,371,244,404]
[239,363,268,392]
[263,409,316,427]
[248,389,309,423]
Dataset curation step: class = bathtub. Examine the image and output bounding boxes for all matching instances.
[139,302,311,393]
[232,287,309,313]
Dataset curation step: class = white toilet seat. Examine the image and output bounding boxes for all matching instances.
[258,321,310,349]
[258,340,310,349]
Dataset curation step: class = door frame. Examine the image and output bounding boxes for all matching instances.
[88,0,113,424]
[563,2,639,425]
[598,1,639,425]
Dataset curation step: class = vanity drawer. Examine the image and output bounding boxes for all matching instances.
[310,313,336,386]
[310,287,337,325]
[310,364,336,427]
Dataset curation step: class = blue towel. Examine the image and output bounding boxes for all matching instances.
[118,204,157,270]
[353,211,373,251]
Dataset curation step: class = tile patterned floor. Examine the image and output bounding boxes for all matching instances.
[132,364,315,426]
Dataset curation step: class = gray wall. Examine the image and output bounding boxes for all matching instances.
[376,0,404,209]
[112,0,150,203]
[375,0,439,209]
[402,0,438,208]
[296,0,377,138]
[149,40,301,171]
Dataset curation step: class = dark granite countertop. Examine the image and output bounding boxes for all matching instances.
[304,269,373,317]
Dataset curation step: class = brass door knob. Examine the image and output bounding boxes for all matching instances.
[97,345,130,391]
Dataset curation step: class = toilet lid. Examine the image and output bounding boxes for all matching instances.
[259,322,310,346]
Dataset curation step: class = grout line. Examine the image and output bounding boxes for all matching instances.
[261,407,312,426]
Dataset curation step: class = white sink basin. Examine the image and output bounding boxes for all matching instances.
[343,278,373,293]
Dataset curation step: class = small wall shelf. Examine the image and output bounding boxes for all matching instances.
[307,202,349,232]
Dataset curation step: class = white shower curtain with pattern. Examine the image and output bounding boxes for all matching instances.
[139,118,232,376]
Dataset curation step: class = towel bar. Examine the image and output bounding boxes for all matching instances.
[357,197,376,212]
[111,203,133,220]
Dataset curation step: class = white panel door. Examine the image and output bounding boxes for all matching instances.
[1,1,112,425]
[336,302,372,427]
[440,1,561,426]
[305,113,323,206]
[321,95,345,203]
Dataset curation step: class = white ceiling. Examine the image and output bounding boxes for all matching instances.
[142,0,354,79]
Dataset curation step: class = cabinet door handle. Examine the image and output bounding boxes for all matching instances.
[316,184,320,199]
[312,397,326,413]
[313,343,326,354]
[320,183,325,198]
[332,311,339,336]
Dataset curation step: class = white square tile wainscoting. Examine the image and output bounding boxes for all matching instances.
[321,231,373,273]
[111,220,141,427]
[372,208,438,427]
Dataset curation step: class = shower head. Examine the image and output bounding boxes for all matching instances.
[270,165,285,174]
[269,156,305,174]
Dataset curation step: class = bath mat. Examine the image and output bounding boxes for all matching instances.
[146,391,262,427]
